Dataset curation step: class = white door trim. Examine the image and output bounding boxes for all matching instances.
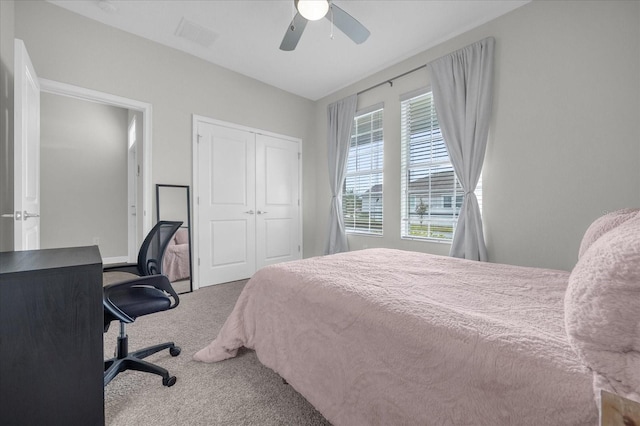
[192,114,303,290]
[39,78,153,246]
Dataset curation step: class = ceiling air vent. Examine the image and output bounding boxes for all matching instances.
[175,17,218,48]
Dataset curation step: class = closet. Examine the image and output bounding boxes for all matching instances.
[194,119,301,287]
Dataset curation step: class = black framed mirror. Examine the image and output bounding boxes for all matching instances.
[156,184,192,293]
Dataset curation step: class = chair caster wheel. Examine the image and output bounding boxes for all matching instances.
[169,346,181,357]
[163,376,177,387]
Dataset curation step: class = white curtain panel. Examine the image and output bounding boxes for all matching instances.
[325,94,357,255]
[427,37,495,261]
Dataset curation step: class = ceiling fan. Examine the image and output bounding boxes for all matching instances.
[280,0,370,51]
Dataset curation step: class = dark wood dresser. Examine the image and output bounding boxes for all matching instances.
[0,246,104,425]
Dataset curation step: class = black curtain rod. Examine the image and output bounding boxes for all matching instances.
[356,64,427,96]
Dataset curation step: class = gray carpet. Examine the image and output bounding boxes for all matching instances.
[104,280,331,426]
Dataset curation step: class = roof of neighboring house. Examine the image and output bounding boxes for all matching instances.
[408,170,460,193]
[358,170,460,196]
[362,184,383,194]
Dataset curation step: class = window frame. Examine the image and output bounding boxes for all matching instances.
[342,104,384,236]
[400,89,480,243]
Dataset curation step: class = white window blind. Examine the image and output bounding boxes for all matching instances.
[343,106,383,235]
[400,91,481,241]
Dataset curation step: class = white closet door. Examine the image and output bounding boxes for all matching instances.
[255,134,301,269]
[197,122,256,286]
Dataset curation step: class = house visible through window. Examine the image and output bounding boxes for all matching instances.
[443,195,463,209]
[400,90,481,241]
[343,105,383,235]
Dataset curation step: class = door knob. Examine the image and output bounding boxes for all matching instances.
[256,210,268,215]
[245,210,255,215]
[2,211,22,220]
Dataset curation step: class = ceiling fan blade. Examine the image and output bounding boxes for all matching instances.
[280,12,308,51]
[328,4,370,44]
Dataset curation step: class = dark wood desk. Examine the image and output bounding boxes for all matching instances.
[0,246,104,426]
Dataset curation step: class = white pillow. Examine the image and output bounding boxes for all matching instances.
[578,208,639,259]
[565,213,640,402]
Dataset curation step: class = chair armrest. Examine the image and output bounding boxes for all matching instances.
[103,293,135,324]
[148,274,180,309]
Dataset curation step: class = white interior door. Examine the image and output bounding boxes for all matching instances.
[12,39,40,251]
[197,122,256,286]
[127,116,138,263]
[255,134,301,269]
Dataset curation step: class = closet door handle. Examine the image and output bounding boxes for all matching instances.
[245,210,255,215]
[257,210,268,215]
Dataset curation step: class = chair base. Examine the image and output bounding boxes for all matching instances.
[104,329,181,387]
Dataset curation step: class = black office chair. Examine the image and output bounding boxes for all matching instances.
[103,221,183,387]
[103,220,184,277]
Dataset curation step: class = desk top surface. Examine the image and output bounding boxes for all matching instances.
[0,246,102,275]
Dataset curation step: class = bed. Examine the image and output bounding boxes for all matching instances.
[162,228,190,282]
[194,209,640,425]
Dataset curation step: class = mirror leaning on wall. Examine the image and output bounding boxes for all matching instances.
[156,184,193,293]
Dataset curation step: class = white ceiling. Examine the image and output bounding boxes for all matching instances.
[47,0,529,101]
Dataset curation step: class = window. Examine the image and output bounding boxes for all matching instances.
[343,106,384,235]
[443,195,463,209]
[400,90,481,241]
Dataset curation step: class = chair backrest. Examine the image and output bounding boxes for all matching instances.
[137,221,183,276]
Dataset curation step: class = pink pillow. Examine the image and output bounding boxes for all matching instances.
[578,208,639,259]
[565,213,640,402]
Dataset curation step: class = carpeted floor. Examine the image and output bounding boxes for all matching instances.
[103,280,331,426]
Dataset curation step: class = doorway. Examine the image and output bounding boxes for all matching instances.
[39,79,152,262]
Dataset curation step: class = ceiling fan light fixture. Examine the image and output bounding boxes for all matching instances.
[295,0,329,21]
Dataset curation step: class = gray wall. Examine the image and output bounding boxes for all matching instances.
[12,0,317,256]
[0,0,15,252]
[40,93,128,257]
[311,0,640,270]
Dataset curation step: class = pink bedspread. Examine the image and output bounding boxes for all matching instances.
[162,243,190,282]
[194,248,596,425]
